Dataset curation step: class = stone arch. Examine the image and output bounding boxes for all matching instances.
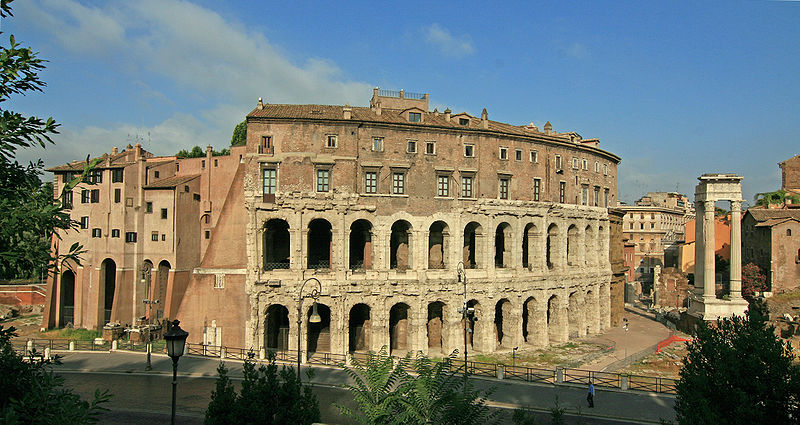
[464,299,483,352]
[586,289,600,334]
[494,298,513,348]
[308,218,332,269]
[389,302,411,354]
[495,222,513,268]
[546,224,559,270]
[349,219,373,270]
[597,225,606,265]
[522,295,546,347]
[307,303,331,355]
[547,294,566,343]
[156,260,170,319]
[463,221,483,268]
[567,291,584,338]
[100,258,116,325]
[567,225,579,266]
[59,270,75,327]
[263,218,290,270]
[265,304,290,351]
[427,301,445,352]
[390,220,413,270]
[349,303,371,352]
[428,221,449,269]
[522,223,540,269]
[584,225,595,266]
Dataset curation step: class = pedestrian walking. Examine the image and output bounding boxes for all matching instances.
[587,381,595,408]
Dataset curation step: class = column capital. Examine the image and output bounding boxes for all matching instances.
[703,200,715,211]
[731,200,742,213]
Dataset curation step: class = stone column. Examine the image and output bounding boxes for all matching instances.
[694,201,705,296]
[703,200,716,298]
[729,200,742,299]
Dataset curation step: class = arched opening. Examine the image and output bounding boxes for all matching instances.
[567,225,578,266]
[59,270,75,327]
[349,220,373,270]
[427,301,445,351]
[585,225,595,266]
[586,290,599,334]
[494,298,512,348]
[463,299,481,351]
[265,304,290,351]
[547,294,564,343]
[308,219,332,269]
[307,303,331,355]
[547,224,559,269]
[100,259,116,325]
[522,296,546,346]
[390,221,412,270]
[463,222,482,269]
[495,222,512,268]
[597,225,605,265]
[428,221,448,269]
[263,219,290,270]
[349,303,371,352]
[389,302,410,354]
[522,223,538,269]
[568,291,582,338]
[156,260,170,320]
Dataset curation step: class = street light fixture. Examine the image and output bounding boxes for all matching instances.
[456,261,475,391]
[163,319,189,425]
[142,298,159,371]
[297,277,322,383]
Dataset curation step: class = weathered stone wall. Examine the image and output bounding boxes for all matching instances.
[654,267,689,308]
[608,208,627,326]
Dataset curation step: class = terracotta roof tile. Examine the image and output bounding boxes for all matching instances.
[747,208,800,223]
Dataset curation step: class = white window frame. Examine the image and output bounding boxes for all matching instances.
[595,161,600,173]
[365,170,378,194]
[325,135,338,148]
[372,137,384,152]
[582,159,588,170]
[407,140,417,153]
[533,178,541,201]
[499,177,509,200]
[530,150,538,163]
[392,172,406,195]
[555,155,563,170]
[316,168,330,192]
[515,149,522,161]
[572,157,579,169]
[437,174,449,197]
[464,144,475,158]
[425,141,436,155]
[499,147,508,160]
[461,175,474,198]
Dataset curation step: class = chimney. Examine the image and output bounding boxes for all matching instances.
[375,101,381,116]
[481,108,489,129]
[544,121,553,135]
[257,97,264,110]
[134,143,142,158]
[343,104,352,120]
[111,147,118,155]
[444,108,451,123]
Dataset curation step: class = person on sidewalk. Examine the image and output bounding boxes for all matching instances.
[587,381,595,408]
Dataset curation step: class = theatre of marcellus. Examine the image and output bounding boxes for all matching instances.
[43,89,622,359]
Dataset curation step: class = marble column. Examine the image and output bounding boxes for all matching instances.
[703,200,716,298]
[729,200,742,298]
[694,201,705,296]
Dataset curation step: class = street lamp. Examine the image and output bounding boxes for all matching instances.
[622,318,629,361]
[297,277,322,383]
[142,298,159,371]
[164,319,189,425]
[512,346,518,369]
[456,262,475,391]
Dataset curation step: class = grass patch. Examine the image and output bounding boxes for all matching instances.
[39,328,102,340]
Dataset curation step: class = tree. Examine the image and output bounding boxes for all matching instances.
[204,354,320,425]
[0,325,111,423]
[0,0,89,280]
[230,120,246,146]
[175,145,230,159]
[741,262,768,299]
[754,190,800,207]
[337,348,498,425]
[674,307,800,424]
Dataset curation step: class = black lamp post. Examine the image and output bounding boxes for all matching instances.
[297,277,322,382]
[142,298,159,371]
[164,319,189,425]
[456,261,474,390]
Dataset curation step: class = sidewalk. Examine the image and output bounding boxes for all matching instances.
[582,306,672,371]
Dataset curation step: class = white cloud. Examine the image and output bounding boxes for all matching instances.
[423,23,475,58]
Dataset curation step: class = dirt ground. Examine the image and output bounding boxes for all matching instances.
[617,341,688,379]
[1,306,45,337]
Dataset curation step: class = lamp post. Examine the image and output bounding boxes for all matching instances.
[512,346,518,369]
[622,318,629,361]
[297,277,322,383]
[164,319,188,425]
[456,261,475,391]
[142,298,159,371]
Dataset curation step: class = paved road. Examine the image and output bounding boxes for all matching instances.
[53,351,676,424]
[583,306,673,371]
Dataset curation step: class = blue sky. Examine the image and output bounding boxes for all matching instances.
[4,0,799,205]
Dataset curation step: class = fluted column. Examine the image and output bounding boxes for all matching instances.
[703,200,716,298]
[694,201,705,296]
[729,200,742,299]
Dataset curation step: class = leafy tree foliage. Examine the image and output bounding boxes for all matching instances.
[204,354,320,425]
[0,0,88,280]
[230,120,246,146]
[754,189,800,207]
[0,325,111,424]
[741,262,768,298]
[674,307,800,424]
[338,348,498,425]
[175,145,230,158]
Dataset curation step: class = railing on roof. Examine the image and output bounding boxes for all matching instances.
[404,91,426,100]
[378,89,401,98]
[377,89,426,100]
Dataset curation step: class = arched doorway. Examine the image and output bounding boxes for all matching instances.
[494,298,512,347]
[349,303,371,352]
[390,221,412,270]
[308,219,332,269]
[547,224,559,269]
[59,270,75,327]
[265,304,290,351]
[495,223,512,268]
[568,291,583,338]
[463,222,482,268]
[389,303,410,354]
[522,223,538,269]
[156,260,170,319]
[428,221,448,269]
[349,220,373,270]
[464,299,481,351]
[307,303,331,355]
[547,294,564,343]
[427,301,445,352]
[522,296,546,346]
[100,259,116,325]
[567,225,578,266]
[263,219,290,270]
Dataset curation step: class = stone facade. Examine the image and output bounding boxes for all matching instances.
[779,154,800,197]
[742,208,800,294]
[608,208,628,326]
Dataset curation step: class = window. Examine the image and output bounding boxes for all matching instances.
[464,144,475,157]
[425,141,436,155]
[437,175,449,197]
[63,191,73,209]
[90,189,99,203]
[112,169,123,183]
[125,232,137,243]
[260,136,273,153]
[214,274,225,289]
[461,175,473,198]
[582,159,588,170]
[92,228,102,238]
[572,157,579,169]
[365,171,377,193]
[533,179,541,201]
[262,168,276,195]
[581,185,588,205]
[559,181,566,203]
[114,188,121,203]
[63,172,74,183]
[372,137,384,151]
[499,147,508,160]
[593,187,600,207]
[193,193,201,201]
[530,150,538,163]
[316,169,330,192]
[201,160,206,169]
[629,223,634,230]
[214,159,218,167]
[499,178,509,200]
[111,229,120,238]
[162,234,166,241]
[595,162,600,173]
[555,155,563,170]
[640,223,645,230]
[650,223,655,229]
[459,118,469,126]
[154,170,160,179]
[87,170,102,183]
[184,185,189,193]
[392,172,405,195]
[161,208,168,219]
[326,135,337,148]
[603,164,609,175]
[788,229,793,236]
[176,163,180,172]
[152,232,159,241]
[205,230,210,239]
[80,216,89,229]
[81,190,90,204]
[408,112,421,122]
[515,149,523,161]
[407,140,417,153]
